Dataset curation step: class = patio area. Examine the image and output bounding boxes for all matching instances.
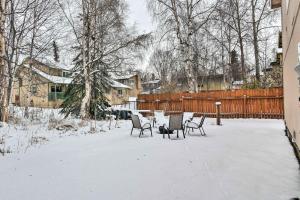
[0,118,299,200]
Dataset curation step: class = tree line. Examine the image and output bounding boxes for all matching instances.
[0,0,280,121]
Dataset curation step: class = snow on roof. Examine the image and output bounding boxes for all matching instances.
[24,65,73,84]
[142,79,160,84]
[108,79,132,89]
[113,73,137,80]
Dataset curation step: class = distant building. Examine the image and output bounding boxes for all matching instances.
[272,0,300,157]
[12,59,133,108]
[12,59,73,108]
[106,79,133,105]
[141,79,161,94]
[113,73,142,98]
[198,74,229,91]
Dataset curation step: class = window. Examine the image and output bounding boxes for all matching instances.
[129,79,135,86]
[31,85,37,95]
[117,89,123,96]
[62,71,71,77]
[51,85,62,93]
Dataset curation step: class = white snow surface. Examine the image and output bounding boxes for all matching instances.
[0,113,299,200]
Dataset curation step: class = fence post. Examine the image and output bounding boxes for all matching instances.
[216,102,221,125]
[181,96,184,112]
[243,95,247,118]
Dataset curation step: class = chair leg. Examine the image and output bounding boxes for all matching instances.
[130,127,133,135]
[177,130,179,138]
[201,127,206,136]
[199,127,203,135]
[150,127,153,137]
[139,130,143,138]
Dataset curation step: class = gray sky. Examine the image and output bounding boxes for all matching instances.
[126,0,154,33]
[126,0,155,70]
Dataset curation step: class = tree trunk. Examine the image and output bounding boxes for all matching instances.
[0,0,8,122]
[80,66,92,119]
[236,2,246,81]
[79,0,92,119]
[251,0,260,82]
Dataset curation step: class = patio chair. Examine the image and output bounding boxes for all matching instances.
[154,110,169,127]
[183,112,194,127]
[185,115,206,136]
[164,114,185,139]
[131,115,153,138]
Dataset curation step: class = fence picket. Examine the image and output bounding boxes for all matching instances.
[137,87,284,119]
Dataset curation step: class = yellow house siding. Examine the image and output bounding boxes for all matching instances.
[12,65,67,108]
[281,0,300,147]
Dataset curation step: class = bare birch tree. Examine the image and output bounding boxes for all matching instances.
[148,0,218,92]
[249,0,279,82]
[0,0,8,121]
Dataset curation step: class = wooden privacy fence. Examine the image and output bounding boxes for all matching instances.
[137,87,284,119]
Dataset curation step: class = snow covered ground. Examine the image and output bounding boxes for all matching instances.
[0,115,299,200]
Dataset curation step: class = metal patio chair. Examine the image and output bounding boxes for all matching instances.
[185,115,206,136]
[153,110,169,127]
[183,112,194,127]
[130,115,153,138]
[164,114,185,139]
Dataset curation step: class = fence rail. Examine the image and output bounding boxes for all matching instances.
[137,87,284,119]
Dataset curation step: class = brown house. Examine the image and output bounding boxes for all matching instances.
[272,0,300,157]
[12,59,73,108]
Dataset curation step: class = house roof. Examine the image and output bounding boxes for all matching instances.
[108,79,132,89]
[24,64,73,84]
[112,73,137,80]
[142,79,161,84]
[24,64,131,88]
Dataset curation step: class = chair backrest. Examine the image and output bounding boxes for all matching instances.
[154,110,166,123]
[154,110,165,118]
[131,115,142,129]
[199,115,206,128]
[183,112,194,122]
[169,114,183,130]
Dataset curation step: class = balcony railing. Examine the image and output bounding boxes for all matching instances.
[48,92,65,101]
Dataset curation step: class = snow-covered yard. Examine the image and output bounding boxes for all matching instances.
[0,116,299,200]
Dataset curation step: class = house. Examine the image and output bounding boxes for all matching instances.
[12,59,73,108]
[106,79,132,105]
[198,74,229,91]
[176,73,230,91]
[141,79,161,94]
[261,32,283,88]
[272,0,300,158]
[112,73,142,98]
[12,59,133,108]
